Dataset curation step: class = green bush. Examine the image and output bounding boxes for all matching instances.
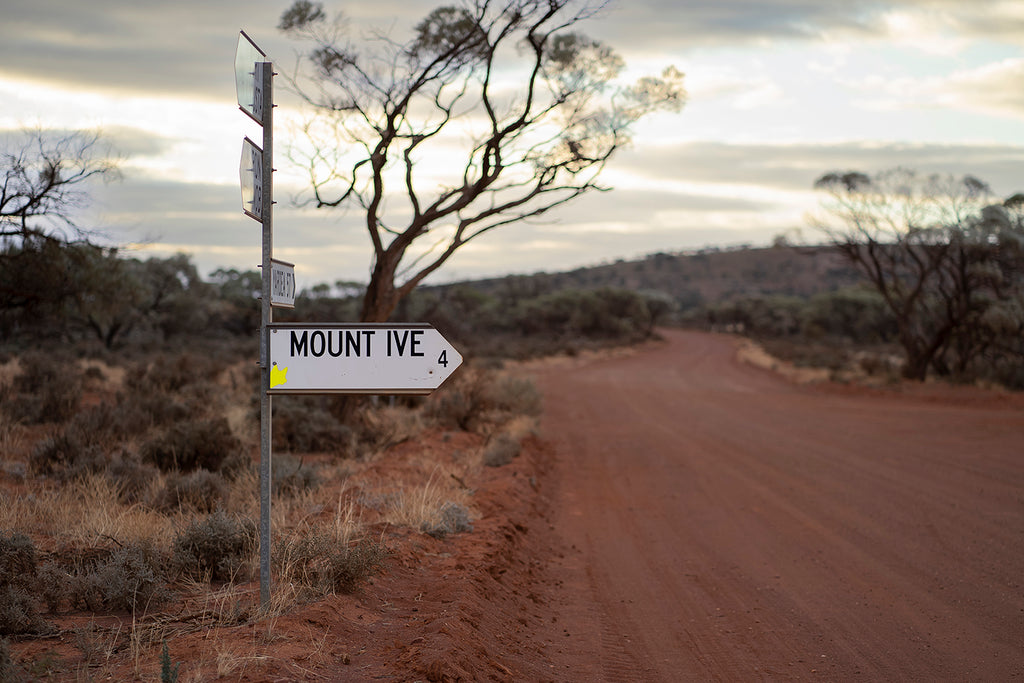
[172,511,256,583]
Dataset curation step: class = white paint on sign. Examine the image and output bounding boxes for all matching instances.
[268,324,463,394]
[270,259,296,309]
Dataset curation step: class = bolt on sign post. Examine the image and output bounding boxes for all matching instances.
[235,30,276,607]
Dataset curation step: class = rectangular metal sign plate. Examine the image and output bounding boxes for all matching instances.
[235,32,267,124]
[268,323,463,395]
[270,258,296,309]
[240,137,263,221]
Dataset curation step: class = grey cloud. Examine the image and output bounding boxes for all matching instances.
[4,1,1021,103]
[616,140,1024,195]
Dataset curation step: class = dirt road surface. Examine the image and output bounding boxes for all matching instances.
[533,330,1024,681]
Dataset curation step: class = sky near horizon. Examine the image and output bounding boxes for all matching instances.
[2,0,1024,289]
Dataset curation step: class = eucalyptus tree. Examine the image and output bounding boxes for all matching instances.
[279,0,684,322]
[0,129,120,318]
[812,168,1024,382]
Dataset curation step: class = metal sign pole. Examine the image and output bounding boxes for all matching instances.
[257,59,274,608]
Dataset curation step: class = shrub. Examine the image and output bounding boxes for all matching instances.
[426,370,541,431]
[0,531,36,588]
[69,543,170,613]
[142,417,241,473]
[28,430,105,478]
[484,375,542,416]
[172,511,256,582]
[0,638,23,681]
[273,397,354,455]
[482,433,521,467]
[272,454,320,496]
[153,470,228,513]
[275,532,388,595]
[422,502,474,538]
[0,585,49,635]
[124,352,222,394]
[105,450,160,504]
[7,353,82,425]
[37,562,70,613]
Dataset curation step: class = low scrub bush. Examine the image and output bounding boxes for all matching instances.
[482,433,521,467]
[0,531,36,588]
[0,638,23,681]
[272,454,320,496]
[426,369,541,432]
[422,502,474,538]
[124,352,223,394]
[172,511,256,583]
[484,375,542,416]
[0,585,50,635]
[154,470,228,513]
[273,397,354,455]
[38,543,170,614]
[6,352,83,425]
[72,543,170,613]
[142,417,241,473]
[105,450,160,504]
[275,531,387,595]
[28,429,105,478]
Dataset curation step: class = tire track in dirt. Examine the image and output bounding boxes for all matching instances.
[532,330,1024,681]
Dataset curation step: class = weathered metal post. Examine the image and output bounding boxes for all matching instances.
[257,58,274,608]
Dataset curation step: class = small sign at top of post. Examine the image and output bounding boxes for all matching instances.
[235,31,267,124]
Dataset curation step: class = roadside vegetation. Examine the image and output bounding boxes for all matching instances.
[0,236,637,678]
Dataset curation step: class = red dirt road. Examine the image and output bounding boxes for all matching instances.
[533,330,1024,681]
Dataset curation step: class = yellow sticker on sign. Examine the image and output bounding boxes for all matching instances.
[270,363,288,388]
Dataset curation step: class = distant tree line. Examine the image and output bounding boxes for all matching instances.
[0,240,668,359]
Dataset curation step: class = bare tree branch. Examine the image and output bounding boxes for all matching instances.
[278,0,684,321]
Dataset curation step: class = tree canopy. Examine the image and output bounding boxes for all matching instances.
[279,0,684,321]
[0,129,119,245]
[813,168,1024,382]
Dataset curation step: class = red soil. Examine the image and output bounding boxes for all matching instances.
[10,329,1024,681]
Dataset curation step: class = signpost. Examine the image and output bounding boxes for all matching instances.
[235,31,276,607]
[269,323,462,394]
[234,31,461,608]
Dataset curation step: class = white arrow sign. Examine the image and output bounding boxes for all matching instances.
[267,323,463,395]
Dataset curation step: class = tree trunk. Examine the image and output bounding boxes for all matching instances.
[359,258,400,323]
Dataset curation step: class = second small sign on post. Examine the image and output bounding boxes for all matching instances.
[270,258,295,309]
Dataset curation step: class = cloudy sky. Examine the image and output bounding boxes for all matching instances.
[3,0,1023,288]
